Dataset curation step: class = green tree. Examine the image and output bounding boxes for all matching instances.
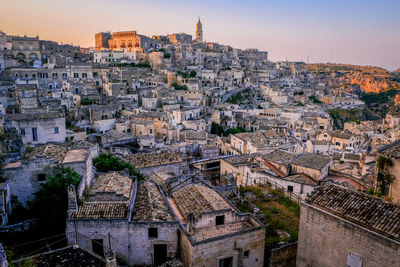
[29,167,80,234]
[211,122,224,136]
[93,153,143,180]
[189,70,197,77]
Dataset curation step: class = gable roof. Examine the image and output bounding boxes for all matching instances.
[132,181,174,222]
[291,153,331,170]
[172,184,233,221]
[306,184,400,242]
[378,139,400,160]
[71,202,128,219]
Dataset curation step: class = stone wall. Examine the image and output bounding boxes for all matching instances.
[66,219,180,266]
[297,203,400,267]
[10,116,66,145]
[190,227,265,267]
[128,222,180,265]
[4,158,59,206]
[268,242,297,267]
[138,162,184,177]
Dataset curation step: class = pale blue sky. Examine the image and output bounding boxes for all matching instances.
[1,0,399,70]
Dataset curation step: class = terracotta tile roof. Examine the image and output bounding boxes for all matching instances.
[172,184,233,221]
[31,246,106,266]
[378,139,400,159]
[192,221,256,242]
[25,144,68,163]
[283,174,318,186]
[132,181,174,222]
[62,149,88,163]
[291,153,331,170]
[263,149,298,166]
[123,151,181,169]
[71,202,128,219]
[89,172,133,201]
[306,184,400,241]
[5,111,64,121]
[329,130,352,139]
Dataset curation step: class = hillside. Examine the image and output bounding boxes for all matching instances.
[308,63,400,93]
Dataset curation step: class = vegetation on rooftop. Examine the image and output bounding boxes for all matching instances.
[177,70,196,78]
[93,153,144,181]
[80,98,92,105]
[172,83,188,90]
[326,108,363,129]
[113,62,151,68]
[226,88,252,105]
[309,95,322,104]
[210,122,247,136]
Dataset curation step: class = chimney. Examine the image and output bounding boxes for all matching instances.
[105,250,117,267]
[68,185,78,216]
[186,213,195,235]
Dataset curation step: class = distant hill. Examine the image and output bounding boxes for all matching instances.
[395,67,400,73]
[308,63,400,93]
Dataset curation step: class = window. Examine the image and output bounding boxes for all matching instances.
[52,73,58,79]
[73,73,79,78]
[243,250,250,258]
[82,73,88,78]
[336,142,341,146]
[20,128,25,136]
[347,252,363,267]
[32,128,38,141]
[287,185,294,192]
[43,73,48,79]
[54,127,59,134]
[37,173,46,182]
[101,115,108,120]
[62,73,67,79]
[216,215,225,226]
[150,129,153,134]
[148,228,158,238]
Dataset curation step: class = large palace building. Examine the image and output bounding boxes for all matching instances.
[95,31,158,52]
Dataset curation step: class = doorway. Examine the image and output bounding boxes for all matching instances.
[154,244,167,266]
[219,256,233,267]
[92,239,104,256]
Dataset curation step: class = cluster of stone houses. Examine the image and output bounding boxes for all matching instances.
[0,20,400,267]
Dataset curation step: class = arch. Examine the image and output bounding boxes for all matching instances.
[17,60,26,66]
[29,53,38,60]
[16,53,26,60]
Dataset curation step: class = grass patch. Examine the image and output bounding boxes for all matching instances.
[237,186,300,250]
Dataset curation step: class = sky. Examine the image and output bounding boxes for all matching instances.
[1,0,399,70]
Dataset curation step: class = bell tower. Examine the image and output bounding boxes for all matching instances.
[195,17,203,43]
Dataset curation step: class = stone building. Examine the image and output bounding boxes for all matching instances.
[67,176,265,267]
[107,31,159,52]
[375,140,400,204]
[5,111,66,145]
[3,142,99,206]
[297,184,400,267]
[95,32,112,51]
[66,172,180,266]
[290,153,331,180]
[170,183,265,267]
